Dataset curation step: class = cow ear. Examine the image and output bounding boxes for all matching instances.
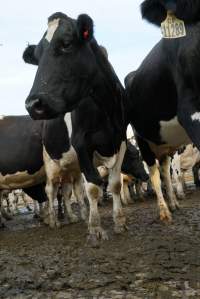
[22,45,38,65]
[77,14,94,42]
[141,0,167,26]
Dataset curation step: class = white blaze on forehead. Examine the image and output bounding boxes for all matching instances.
[64,113,72,138]
[45,18,60,42]
[191,112,200,122]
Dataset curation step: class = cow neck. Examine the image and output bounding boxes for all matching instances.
[89,40,127,140]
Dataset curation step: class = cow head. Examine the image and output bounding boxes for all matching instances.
[24,12,123,121]
[122,142,149,182]
[141,0,200,26]
[24,12,97,119]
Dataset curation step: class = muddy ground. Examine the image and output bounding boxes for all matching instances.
[1,191,200,299]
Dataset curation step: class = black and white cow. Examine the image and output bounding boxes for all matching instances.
[125,0,200,222]
[24,12,128,244]
[98,141,149,204]
[0,115,87,227]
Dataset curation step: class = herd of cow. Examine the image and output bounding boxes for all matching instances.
[1,0,200,245]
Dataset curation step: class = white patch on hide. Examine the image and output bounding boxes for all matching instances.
[45,18,60,42]
[64,113,72,138]
[160,116,190,147]
[191,112,200,122]
[0,167,45,189]
[0,115,5,120]
[93,151,117,169]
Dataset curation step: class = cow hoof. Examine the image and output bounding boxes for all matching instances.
[49,220,61,229]
[121,198,129,206]
[80,207,88,222]
[69,214,79,224]
[160,208,172,223]
[87,226,108,247]
[2,212,13,221]
[177,193,185,200]
[58,212,65,220]
[114,223,128,234]
[114,213,127,234]
[169,199,180,212]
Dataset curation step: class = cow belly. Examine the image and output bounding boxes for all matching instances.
[160,117,191,146]
[43,146,81,182]
[93,151,117,168]
[0,167,45,189]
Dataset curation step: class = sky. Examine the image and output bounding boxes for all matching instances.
[0,0,161,115]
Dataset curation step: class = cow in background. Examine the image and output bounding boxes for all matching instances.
[125,0,200,222]
[98,141,149,205]
[171,144,200,197]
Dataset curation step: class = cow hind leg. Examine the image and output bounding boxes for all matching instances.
[45,181,60,228]
[85,181,108,247]
[161,157,180,212]
[62,182,79,223]
[21,193,32,212]
[149,164,172,223]
[109,142,127,233]
[110,175,127,233]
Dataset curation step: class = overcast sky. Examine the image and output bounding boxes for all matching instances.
[0,0,161,115]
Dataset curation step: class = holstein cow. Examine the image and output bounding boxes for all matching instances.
[125,0,200,222]
[24,12,128,244]
[98,141,149,205]
[171,144,200,196]
[0,115,86,227]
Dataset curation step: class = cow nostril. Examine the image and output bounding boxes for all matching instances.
[33,98,45,114]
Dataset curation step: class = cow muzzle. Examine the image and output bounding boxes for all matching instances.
[25,94,56,120]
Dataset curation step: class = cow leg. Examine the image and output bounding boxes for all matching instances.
[62,182,79,223]
[33,200,40,218]
[84,181,108,246]
[175,175,185,200]
[73,176,87,221]
[1,193,13,220]
[135,180,145,200]
[109,142,127,234]
[149,164,172,222]
[57,191,64,220]
[45,181,60,228]
[120,175,128,205]
[0,192,5,227]
[161,157,180,212]
[21,193,32,212]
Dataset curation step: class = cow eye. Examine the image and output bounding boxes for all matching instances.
[60,43,73,53]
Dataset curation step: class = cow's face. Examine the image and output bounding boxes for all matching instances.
[122,143,149,182]
[141,0,200,26]
[24,12,98,119]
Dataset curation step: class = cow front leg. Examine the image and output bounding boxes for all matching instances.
[110,141,127,233]
[161,157,180,212]
[45,181,60,228]
[73,175,87,222]
[85,181,108,246]
[149,164,172,222]
[62,182,79,223]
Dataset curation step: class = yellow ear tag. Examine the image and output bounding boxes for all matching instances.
[161,11,186,39]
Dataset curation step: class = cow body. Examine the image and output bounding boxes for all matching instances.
[24,12,128,244]
[125,0,200,221]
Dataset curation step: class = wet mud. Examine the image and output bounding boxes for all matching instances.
[1,191,200,298]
